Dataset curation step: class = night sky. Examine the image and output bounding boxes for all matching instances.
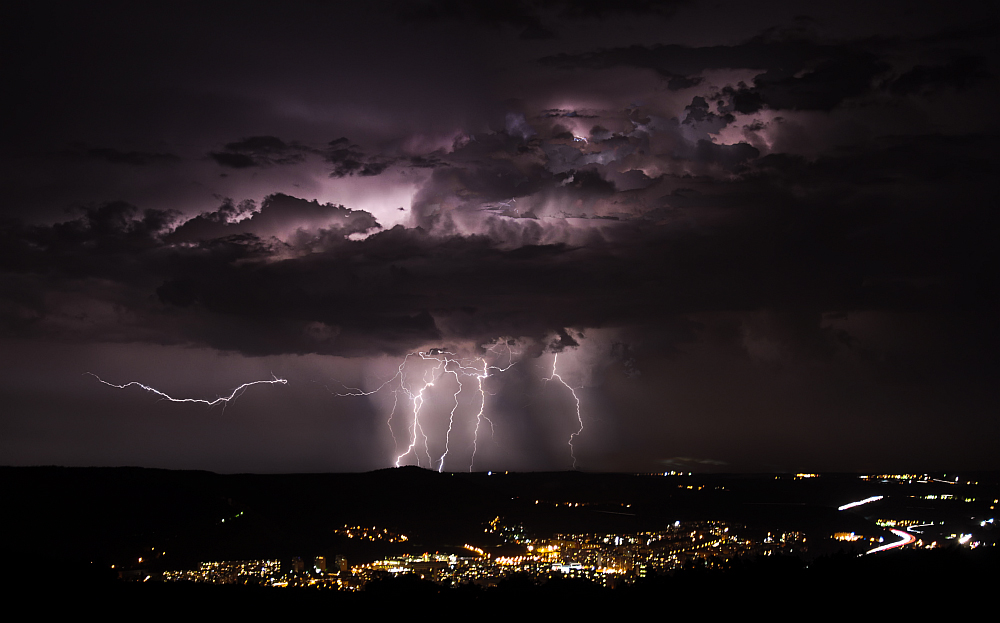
[1,1,997,473]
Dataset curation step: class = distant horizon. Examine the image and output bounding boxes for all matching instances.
[5,464,997,479]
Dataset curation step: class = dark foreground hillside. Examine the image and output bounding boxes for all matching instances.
[3,466,997,614]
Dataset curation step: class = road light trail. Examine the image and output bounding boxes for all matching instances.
[865,529,915,554]
[838,496,883,511]
[906,523,934,534]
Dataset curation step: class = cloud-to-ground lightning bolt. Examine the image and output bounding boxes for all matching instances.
[447,355,499,473]
[417,349,516,472]
[333,340,518,471]
[335,351,446,469]
[436,358,464,472]
[441,345,518,471]
[335,353,421,467]
[87,372,287,415]
[395,356,444,468]
[469,359,490,472]
[544,353,584,469]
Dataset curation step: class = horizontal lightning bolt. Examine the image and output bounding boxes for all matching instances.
[87,372,287,414]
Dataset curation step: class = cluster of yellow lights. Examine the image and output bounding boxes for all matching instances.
[336,525,407,542]
[163,559,281,584]
[533,500,633,509]
[876,519,924,527]
[637,472,692,476]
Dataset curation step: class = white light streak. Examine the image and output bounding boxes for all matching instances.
[906,523,934,534]
[838,496,883,511]
[865,529,915,554]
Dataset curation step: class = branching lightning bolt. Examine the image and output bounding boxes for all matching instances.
[87,372,288,415]
[335,353,424,467]
[438,362,463,472]
[468,357,496,472]
[399,356,442,468]
[333,339,518,472]
[544,353,584,469]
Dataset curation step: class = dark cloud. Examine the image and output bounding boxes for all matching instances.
[325,138,395,177]
[3,123,995,364]
[406,131,556,228]
[667,74,703,90]
[719,84,767,114]
[541,40,892,110]
[683,96,734,126]
[399,95,779,230]
[750,50,889,111]
[542,109,599,119]
[548,328,581,352]
[690,140,759,171]
[539,41,795,79]
[889,56,991,96]
[409,154,449,169]
[209,152,258,169]
[209,136,311,168]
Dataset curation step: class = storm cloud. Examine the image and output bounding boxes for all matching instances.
[0,0,997,472]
